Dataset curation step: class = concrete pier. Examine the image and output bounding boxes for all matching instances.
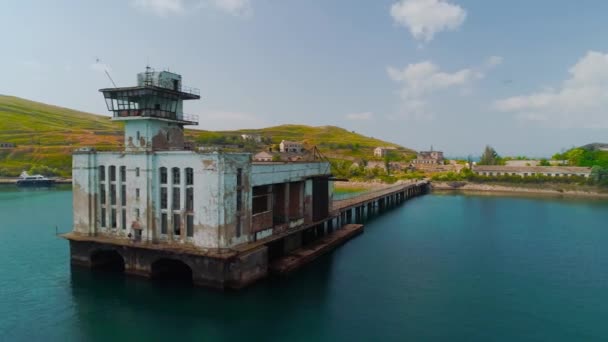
[270,224,364,274]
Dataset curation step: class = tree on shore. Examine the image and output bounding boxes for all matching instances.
[478,145,502,165]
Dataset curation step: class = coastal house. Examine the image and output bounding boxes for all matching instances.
[373,146,396,158]
[505,160,540,167]
[64,68,333,289]
[253,150,309,162]
[279,140,304,153]
[473,165,591,178]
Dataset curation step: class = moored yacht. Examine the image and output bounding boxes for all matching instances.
[16,171,55,187]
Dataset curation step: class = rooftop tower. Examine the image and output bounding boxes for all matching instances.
[100,67,200,151]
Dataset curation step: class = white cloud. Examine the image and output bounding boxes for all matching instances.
[133,0,252,17]
[388,57,501,119]
[132,0,185,16]
[390,0,466,42]
[207,0,252,16]
[494,51,608,128]
[345,112,374,121]
[485,56,503,68]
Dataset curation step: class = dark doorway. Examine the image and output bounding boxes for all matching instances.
[150,259,193,283]
[90,250,125,272]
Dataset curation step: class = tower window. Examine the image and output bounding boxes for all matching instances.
[161,188,168,209]
[111,208,117,228]
[109,165,116,182]
[100,185,106,205]
[172,188,181,210]
[186,215,193,237]
[161,213,168,235]
[172,167,180,184]
[120,166,126,182]
[186,168,193,185]
[121,209,126,230]
[101,208,106,227]
[160,167,167,184]
[121,184,126,206]
[110,184,116,205]
[186,187,193,212]
[136,131,140,140]
[173,214,181,236]
[99,166,105,181]
[136,167,140,177]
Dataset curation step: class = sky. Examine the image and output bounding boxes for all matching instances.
[2,0,608,157]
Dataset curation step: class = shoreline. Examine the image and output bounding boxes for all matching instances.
[431,181,608,199]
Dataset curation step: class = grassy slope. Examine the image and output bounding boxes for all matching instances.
[188,124,415,161]
[0,95,122,175]
[0,95,414,176]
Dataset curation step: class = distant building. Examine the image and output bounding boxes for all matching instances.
[0,142,15,148]
[254,151,308,162]
[253,151,275,162]
[473,165,591,178]
[241,134,262,143]
[505,160,539,167]
[413,150,444,165]
[373,146,396,158]
[280,140,304,153]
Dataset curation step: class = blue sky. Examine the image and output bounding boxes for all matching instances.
[2,0,608,156]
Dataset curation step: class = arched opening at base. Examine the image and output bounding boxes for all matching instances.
[90,250,125,273]
[151,258,193,284]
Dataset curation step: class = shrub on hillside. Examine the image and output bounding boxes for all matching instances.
[28,164,61,177]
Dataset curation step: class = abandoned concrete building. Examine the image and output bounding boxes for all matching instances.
[279,140,304,153]
[63,69,338,289]
[373,146,396,158]
[412,149,444,165]
[253,150,309,162]
[0,142,16,148]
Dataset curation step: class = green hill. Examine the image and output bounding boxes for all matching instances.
[552,143,608,168]
[0,95,414,177]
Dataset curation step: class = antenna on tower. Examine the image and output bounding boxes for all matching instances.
[95,58,117,88]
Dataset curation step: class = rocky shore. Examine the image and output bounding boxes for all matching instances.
[432,181,608,199]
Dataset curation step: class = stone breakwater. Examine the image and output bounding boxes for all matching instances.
[432,181,608,199]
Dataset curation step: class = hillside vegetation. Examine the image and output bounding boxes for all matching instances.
[190,124,414,161]
[0,95,414,177]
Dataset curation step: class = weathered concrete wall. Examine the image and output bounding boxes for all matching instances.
[69,240,268,289]
[73,150,254,250]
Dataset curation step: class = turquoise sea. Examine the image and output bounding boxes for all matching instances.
[1,186,608,341]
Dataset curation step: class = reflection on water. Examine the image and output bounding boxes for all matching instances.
[68,254,337,341]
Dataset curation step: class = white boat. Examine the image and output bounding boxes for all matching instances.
[16,171,55,187]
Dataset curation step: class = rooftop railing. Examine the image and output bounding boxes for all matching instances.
[178,113,199,125]
[113,110,198,125]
